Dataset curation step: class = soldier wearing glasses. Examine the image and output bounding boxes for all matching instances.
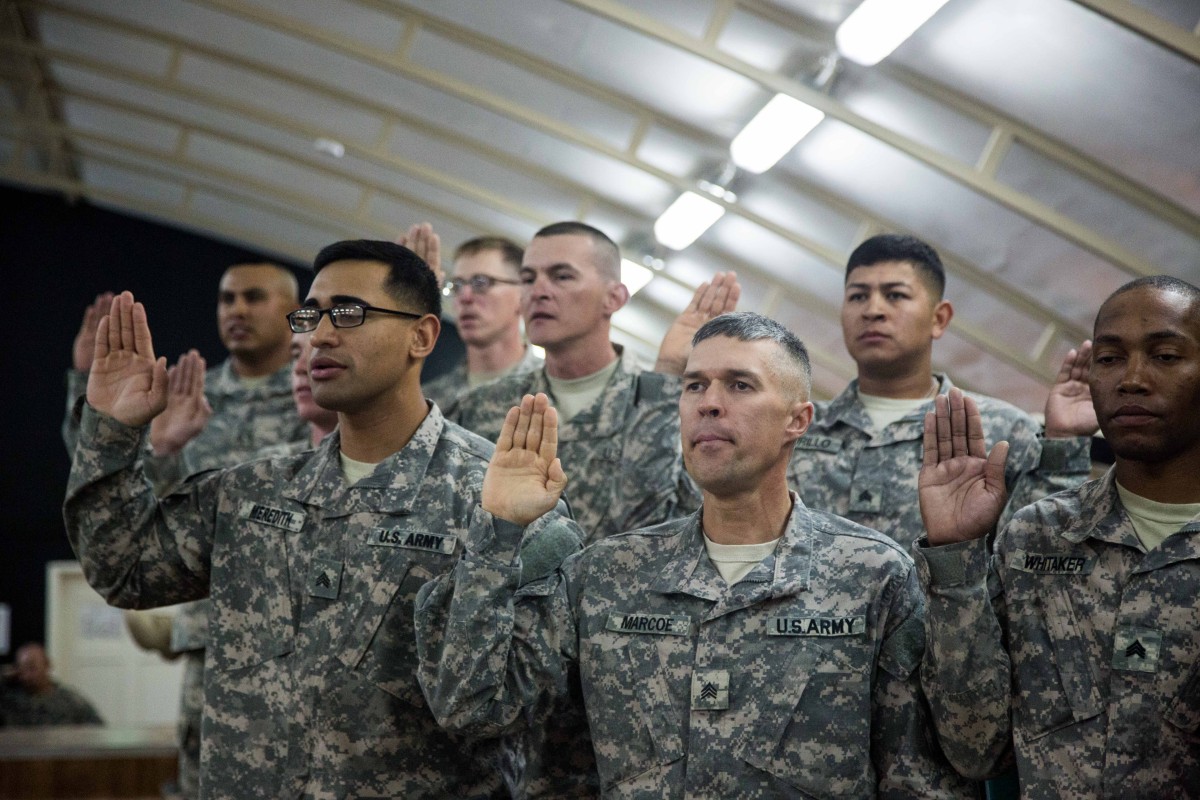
[63,239,579,798]
[423,235,543,409]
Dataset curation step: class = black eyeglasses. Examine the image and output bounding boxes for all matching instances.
[442,274,520,297]
[287,303,423,333]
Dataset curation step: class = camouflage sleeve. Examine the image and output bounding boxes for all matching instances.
[913,537,1014,779]
[143,449,191,497]
[998,417,1091,529]
[872,565,978,798]
[61,369,88,457]
[63,403,216,610]
[415,507,582,739]
[621,372,701,530]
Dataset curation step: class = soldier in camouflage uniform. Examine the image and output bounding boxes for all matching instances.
[789,234,1097,552]
[422,235,543,409]
[65,264,308,799]
[0,643,103,727]
[417,313,973,798]
[915,276,1200,797]
[449,221,739,546]
[446,222,737,797]
[63,240,579,799]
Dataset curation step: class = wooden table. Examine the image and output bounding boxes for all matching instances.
[0,725,176,799]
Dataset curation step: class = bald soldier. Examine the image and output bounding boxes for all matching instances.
[417,312,972,798]
[916,276,1200,797]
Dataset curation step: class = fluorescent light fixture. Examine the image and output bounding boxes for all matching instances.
[530,344,546,360]
[654,191,725,251]
[836,0,951,66]
[731,94,825,174]
[620,258,655,296]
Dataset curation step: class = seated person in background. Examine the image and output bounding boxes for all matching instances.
[916,275,1200,796]
[423,235,543,408]
[417,313,973,798]
[0,642,103,727]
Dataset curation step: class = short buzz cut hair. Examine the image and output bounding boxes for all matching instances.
[1102,275,1200,309]
[224,262,300,303]
[533,221,622,282]
[692,311,812,399]
[453,236,524,277]
[846,233,946,300]
[312,239,441,318]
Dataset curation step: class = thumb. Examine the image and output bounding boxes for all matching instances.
[986,440,1010,492]
[547,457,567,494]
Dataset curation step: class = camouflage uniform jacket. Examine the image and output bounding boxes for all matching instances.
[64,401,578,800]
[788,374,1091,551]
[448,348,700,545]
[422,344,544,410]
[914,469,1200,798]
[0,681,104,727]
[417,494,975,799]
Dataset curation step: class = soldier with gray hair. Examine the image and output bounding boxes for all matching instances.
[916,276,1200,796]
[417,311,972,798]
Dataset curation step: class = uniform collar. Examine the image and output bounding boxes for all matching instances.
[817,373,952,438]
[282,402,445,515]
[651,492,814,606]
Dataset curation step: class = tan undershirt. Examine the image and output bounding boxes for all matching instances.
[1116,482,1200,551]
[858,380,938,430]
[339,452,378,486]
[546,359,620,422]
[704,533,782,585]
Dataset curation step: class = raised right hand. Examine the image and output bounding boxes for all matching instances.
[87,291,168,427]
[918,388,1009,545]
[150,349,213,455]
[482,393,568,527]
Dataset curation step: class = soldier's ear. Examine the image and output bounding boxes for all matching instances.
[931,299,953,340]
[602,281,630,317]
[408,314,440,360]
[785,400,814,443]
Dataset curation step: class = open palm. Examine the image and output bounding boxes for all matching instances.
[87,291,168,428]
[483,393,568,527]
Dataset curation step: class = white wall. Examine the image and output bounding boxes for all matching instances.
[45,561,185,727]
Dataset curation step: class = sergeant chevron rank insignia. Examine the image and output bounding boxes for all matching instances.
[309,556,342,600]
[1112,626,1161,673]
[691,669,729,710]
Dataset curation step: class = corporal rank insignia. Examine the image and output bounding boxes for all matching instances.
[367,529,457,554]
[691,669,729,710]
[1011,549,1094,575]
[309,556,343,600]
[239,502,305,532]
[1112,626,1162,673]
[605,613,690,636]
[769,616,866,637]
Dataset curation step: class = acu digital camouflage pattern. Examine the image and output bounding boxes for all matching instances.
[64,358,308,799]
[422,344,544,411]
[915,469,1200,798]
[789,374,1091,551]
[64,402,578,799]
[0,681,104,727]
[448,348,701,546]
[417,494,975,799]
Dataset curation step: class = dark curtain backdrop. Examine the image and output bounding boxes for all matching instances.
[0,183,463,657]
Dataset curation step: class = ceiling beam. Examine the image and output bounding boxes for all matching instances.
[1070,0,1200,63]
